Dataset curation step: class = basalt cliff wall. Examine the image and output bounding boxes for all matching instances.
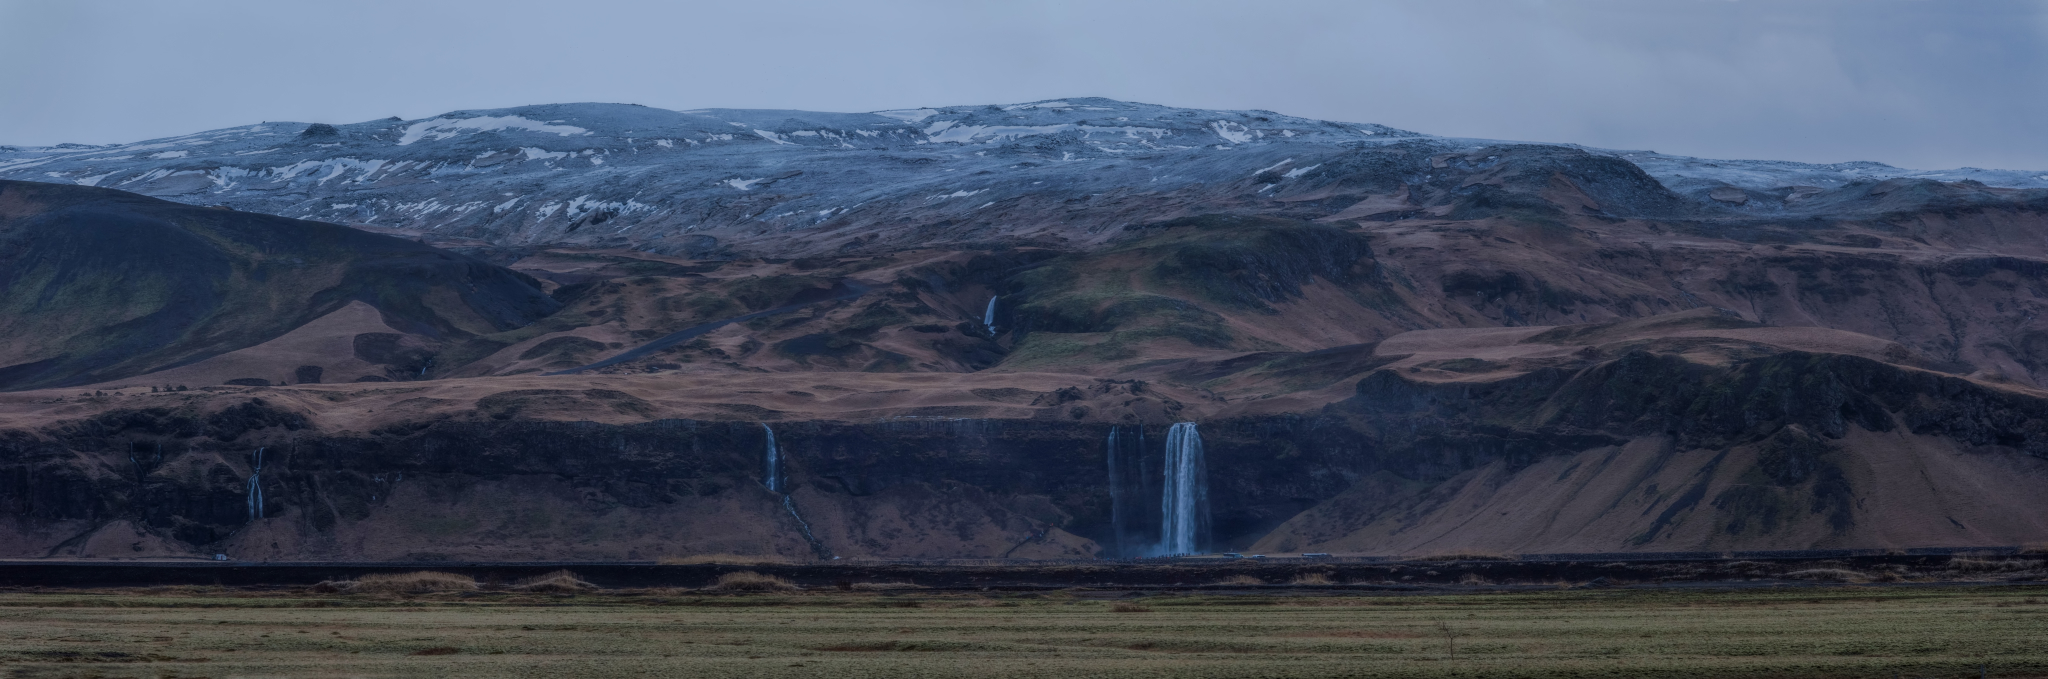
[5,348,2044,561]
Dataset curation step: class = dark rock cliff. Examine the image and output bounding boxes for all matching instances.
[5,348,2046,559]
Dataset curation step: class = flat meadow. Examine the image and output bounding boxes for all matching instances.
[0,582,2042,678]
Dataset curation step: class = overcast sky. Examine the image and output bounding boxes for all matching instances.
[4,0,2045,170]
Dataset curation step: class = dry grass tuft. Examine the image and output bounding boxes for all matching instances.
[318,571,479,594]
[710,571,798,592]
[850,582,925,591]
[1784,568,1867,583]
[513,570,598,592]
[1110,602,1153,613]
[1213,575,1264,586]
[659,554,793,566]
[1290,572,1336,585]
[1947,557,2037,572]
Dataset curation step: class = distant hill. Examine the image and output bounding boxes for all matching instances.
[0,180,559,390]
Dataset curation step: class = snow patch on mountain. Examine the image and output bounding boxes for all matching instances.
[926,123,1076,144]
[875,109,940,122]
[1282,164,1320,179]
[1210,121,1253,144]
[399,115,590,146]
[73,171,118,187]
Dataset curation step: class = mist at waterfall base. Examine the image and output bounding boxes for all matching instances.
[1106,422,1211,558]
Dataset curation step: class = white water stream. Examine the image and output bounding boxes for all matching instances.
[762,423,782,493]
[1158,422,1209,556]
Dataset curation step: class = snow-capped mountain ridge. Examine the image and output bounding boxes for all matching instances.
[3,98,2042,257]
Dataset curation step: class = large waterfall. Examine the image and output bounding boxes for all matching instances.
[1158,422,1209,556]
[983,295,999,333]
[246,447,266,521]
[762,423,782,493]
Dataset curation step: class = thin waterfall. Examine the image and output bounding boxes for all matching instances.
[983,295,999,333]
[762,423,830,559]
[1107,426,1128,558]
[245,447,266,521]
[1158,422,1209,556]
[783,495,832,559]
[129,441,163,485]
[762,423,782,493]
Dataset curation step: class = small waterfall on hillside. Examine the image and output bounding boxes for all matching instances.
[783,495,831,559]
[1158,423,1209,556]
[762,423,782,493]
[760,423,831,559]
[1107,426,1129,557]
[129,441,163,485]
[983,295,999,333]
[245,447,266,521]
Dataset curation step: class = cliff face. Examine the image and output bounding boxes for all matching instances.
[5,338,2044,561]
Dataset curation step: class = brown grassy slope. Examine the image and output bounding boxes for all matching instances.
[93,301,412,388]
[1253,429,2048,555]
[1243,316,2048,554]
[11,177,2048,559]
[74,196,2048,394]
[0,180,558,391]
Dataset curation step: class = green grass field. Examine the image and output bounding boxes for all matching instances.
[0,585,2043,678]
